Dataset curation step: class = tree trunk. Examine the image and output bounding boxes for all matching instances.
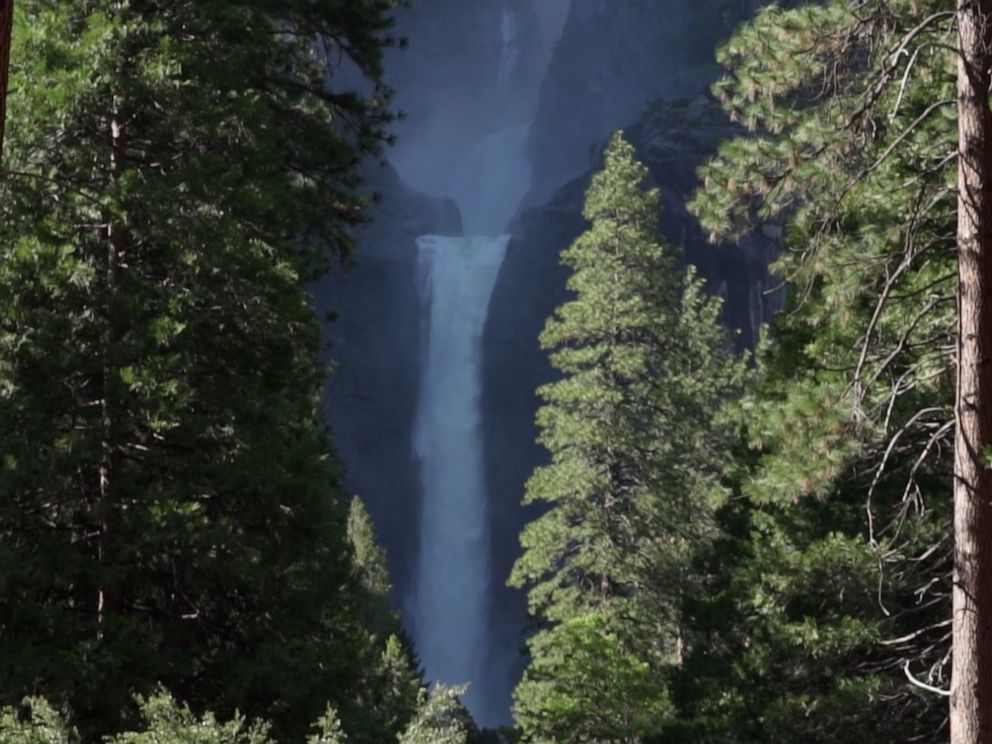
[952,0,992,740]
[0,0,13,166]
[98,97,126,630]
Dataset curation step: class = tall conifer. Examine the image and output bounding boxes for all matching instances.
[682,0,960,738]
[0,1,402,739]
[511,132,744,741]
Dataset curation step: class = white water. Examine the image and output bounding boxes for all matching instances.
[412,234,510,724]
[393,1,573,728]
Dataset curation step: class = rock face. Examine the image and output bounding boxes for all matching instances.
[387,0,546,131]
[385,0,567,217]
[625,95,783,348]
[481,95,783,703]
[526,0,757,203]
[315,163,461,600]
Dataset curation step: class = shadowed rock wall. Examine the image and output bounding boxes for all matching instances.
[317,163,461,599]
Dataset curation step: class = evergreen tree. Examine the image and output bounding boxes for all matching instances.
[0,692,350,744]
[371,635,424,738]
[398,685,473,744]
[513,614,669,742]
[0,0,404,740]
[0,698,76,744]
[348,496,397,640]
[306,707,349,744]
[670,0,957,739]
[345,497,422,742]
[949,0,992,736]
[510,132,745,742]
[110,692,277,744]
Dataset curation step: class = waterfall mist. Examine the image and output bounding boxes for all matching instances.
[386,0,569,234]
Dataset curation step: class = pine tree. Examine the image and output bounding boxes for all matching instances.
[0,692,357,744]
[510,132,745,741]
[673,0,958,738]
[345,497,423,742]
[398,685,473,744]
[0,0,403,739]
[109,693,277,744]
[0,698,77,744]
[513,613,669,742]
[348,496,397,640]
[372,635,424,738]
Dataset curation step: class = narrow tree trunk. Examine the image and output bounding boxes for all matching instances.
[98,98,126,629]
[0,0,14,167]
[951,0,992,740]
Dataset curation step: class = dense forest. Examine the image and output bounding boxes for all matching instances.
[1,0,992,743]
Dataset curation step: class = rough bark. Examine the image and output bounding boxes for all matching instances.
[951,0,992,740]
[0,0,13,166]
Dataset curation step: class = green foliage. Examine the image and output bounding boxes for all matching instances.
[347,496,397,639]
[372,636,424,736]
[511,132,746,741]
[398,685,473,744]
[110,692,274,744]
[0,699,77,744]
[306,708,349,744]
[0,692,355,744]
[512,1,958,738]
[0,0,412,741]
[514,615,669,743]
[344,497,422,742]
[346,632,424,743]
[663,0,957,740]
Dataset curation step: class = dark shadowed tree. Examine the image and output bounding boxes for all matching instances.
[681,0,992,739]
[0,0,406,739]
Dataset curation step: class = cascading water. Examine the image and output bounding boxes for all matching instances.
[376,0,570,727]
[411,234,510,725]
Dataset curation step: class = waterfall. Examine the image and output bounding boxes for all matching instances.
[412,234,510,725]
